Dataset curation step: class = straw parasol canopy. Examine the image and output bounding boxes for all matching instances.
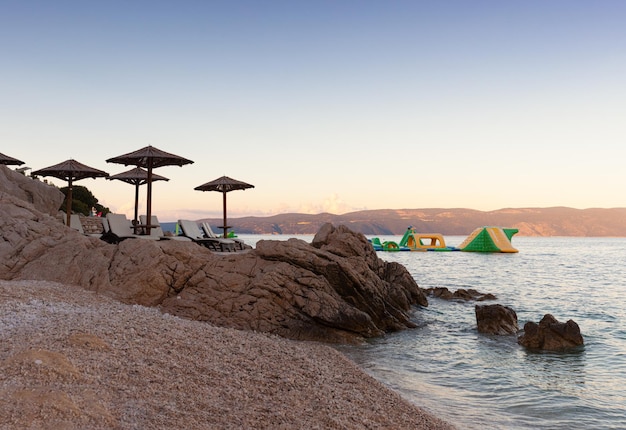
[32,159,109,226]
[106,145,193,234]
[194,176,254,238]
[108,167,169,226]
[0,152,25,166]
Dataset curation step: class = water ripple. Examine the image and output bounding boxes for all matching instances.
[335,237,626,430]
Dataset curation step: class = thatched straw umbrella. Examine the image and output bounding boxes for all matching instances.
[194,176,254,238]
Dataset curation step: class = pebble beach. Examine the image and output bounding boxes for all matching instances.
[0,280,455,429]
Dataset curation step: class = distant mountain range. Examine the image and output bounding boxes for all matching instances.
[194,207,626,237]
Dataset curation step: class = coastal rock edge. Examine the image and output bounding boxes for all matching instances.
[0,167,427,343]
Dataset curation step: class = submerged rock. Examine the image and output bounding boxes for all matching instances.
[475,304,519,335]
[517,314,584,350]
[0,170,427,343]
[426,287,496,302]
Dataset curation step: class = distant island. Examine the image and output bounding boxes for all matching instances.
[195,207,626,237]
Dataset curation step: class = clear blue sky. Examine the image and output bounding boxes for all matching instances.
[2,1,625,222]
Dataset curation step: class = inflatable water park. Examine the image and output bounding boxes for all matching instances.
[370,226,519,253]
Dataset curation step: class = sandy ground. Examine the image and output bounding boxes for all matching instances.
[0,280,455,429]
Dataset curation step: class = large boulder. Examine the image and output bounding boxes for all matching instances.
[0,166,64,216]
[161,227,426,343]
[0,171,427,343]
[517,314,584,350]
[475,304,519,335]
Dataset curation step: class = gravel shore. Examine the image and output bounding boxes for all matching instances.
[0,280,455,429]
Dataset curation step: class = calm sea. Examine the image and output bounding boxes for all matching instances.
[238,234,626,430]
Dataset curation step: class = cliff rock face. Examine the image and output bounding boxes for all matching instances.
[0,171,426,343]
[0,166,63,216]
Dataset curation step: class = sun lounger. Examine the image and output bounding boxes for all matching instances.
[178,219,235,252]
[139,215,192,242]
[101,217,109,233]
[68,214,84,234]
[201,222,247,250]
[101,213,160,243]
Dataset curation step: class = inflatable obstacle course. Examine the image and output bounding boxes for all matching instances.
[458,227,519,253]
[370,237,405,251]
[369,226,458,252]
[382,241,402,251]
[369,226,519,253]
[399,227,455,251]
[370,237,384,251]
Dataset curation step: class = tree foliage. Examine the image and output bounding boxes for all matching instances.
[59,185,110,216]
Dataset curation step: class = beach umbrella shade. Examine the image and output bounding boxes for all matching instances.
[108,167,169,225]
[194,176,255,238]
[32,159,109,226]
[0,152,25,166]
[106,145,193,234]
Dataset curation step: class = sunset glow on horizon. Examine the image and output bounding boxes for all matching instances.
[2,1,625,221]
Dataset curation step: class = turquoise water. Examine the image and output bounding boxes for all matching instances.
[240,235,626,430]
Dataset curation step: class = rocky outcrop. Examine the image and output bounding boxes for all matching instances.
[425,287,496,301]
[517,314,584,350]
[0,171,427,343]
[159,226,426,343]
[475,304,519,335]
[0,166,64,216]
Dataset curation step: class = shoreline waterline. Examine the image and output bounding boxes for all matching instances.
[339,236,626,430]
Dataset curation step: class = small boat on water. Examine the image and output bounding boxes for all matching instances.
[369,226,519,253]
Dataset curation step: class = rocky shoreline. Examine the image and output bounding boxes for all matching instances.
[1,164,429,344]
[1,165,456,428]
[0,279,455,429]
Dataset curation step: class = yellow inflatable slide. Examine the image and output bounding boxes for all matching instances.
[458,227,519,253]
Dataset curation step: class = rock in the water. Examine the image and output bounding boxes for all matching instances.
[517,314,584,350]
[426,287,496,302]
[0,169,427,343]
[475,304,519,335]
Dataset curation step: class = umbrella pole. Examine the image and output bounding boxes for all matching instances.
[146,159,153,235]
[223,191,227,238]
[66,177,73,227]
[133,183,140,226]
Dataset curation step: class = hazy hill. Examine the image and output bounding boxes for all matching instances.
[197,207,626,237]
